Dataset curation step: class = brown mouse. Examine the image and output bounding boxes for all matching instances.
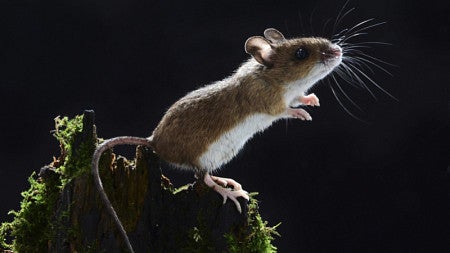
[92,28,342,253]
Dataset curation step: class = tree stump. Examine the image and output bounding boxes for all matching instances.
[0,110,279,253]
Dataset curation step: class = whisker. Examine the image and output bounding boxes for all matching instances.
[309,5,317,35]
[349,64,399,101]
[345,21,387,39]
[343,18,374,35]
[345,56,376,74]
[338,60,362,86]
[339,32,368,44]
[331,73,363,111]
[333,0,355,33]
[322,18,333,38]
[355,51,398,67]
[340,62,377,100]
[339,7,356,26]
[332,36,345,44]
[341,41,393,46]
[328,3,396,121]
[351,56,393,76]
[298,10,307,36]
[332,28,348,40]
[330,83,368,123]
[342,46,364,51]
[342,47,396,71]
[334,67,360,87]
[342,48,366,55]
[342,45,371,50]
[333,0,351,34]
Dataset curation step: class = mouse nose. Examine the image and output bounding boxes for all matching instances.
[330,46,342,57]
[322,45,342,60]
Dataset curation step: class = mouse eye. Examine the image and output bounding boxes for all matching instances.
[295,47,309,60]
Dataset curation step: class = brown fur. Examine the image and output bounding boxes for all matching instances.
[150,62,286,168]
[267,37,332,83]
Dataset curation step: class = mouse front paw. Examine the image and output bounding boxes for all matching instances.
[299,93,320,106]
[286,108,312,121]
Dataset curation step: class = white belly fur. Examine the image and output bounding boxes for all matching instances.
[198,113,279,172]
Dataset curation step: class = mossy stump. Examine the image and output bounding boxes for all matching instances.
[0,111,279,253]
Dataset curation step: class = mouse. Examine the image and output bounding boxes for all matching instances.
[91,28,343,253]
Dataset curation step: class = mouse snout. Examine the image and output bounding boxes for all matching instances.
[322,45,342,60]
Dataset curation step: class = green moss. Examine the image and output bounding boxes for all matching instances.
[173,184,190,194]
[53,115,94,182]
[0,114,94,252]
[0,171,61,252]
[183,226,215,253]
[225,193,280,253]
[181,207,216,252]
[179,191,280,253]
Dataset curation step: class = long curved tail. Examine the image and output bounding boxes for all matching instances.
[91,136,152,253]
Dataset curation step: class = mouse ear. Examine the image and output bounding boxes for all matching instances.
[264,28,285,43]
[245,36,275,67]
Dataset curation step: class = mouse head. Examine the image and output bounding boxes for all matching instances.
[245,28,342,85]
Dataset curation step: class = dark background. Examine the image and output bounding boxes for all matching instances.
[1,0,449,251]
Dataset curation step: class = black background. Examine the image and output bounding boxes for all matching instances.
[1,0,449,252]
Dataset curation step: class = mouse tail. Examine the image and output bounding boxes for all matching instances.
[91,136,152,253]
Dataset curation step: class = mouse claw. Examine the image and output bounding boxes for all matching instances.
[219,188,249,213]
[225,189,249,213]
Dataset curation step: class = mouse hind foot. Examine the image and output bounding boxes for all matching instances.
[203,173,249,213]
[210,175,243,190]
